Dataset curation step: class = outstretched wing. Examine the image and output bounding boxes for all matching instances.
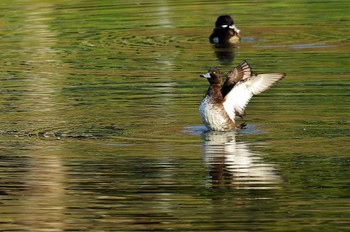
[223,73,285,120]
[222,60,252,97]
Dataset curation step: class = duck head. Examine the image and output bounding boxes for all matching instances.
[200,67,222,85]
[215,15,234,28]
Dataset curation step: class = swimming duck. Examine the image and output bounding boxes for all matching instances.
[199,61,285,131]
[209,15,240,47]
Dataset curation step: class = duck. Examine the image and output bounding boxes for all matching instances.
[199,61,285,131]
[209,15,240,47]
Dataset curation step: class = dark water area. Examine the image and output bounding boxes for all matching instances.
[0,0,349,230]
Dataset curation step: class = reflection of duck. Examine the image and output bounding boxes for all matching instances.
[213,46,235,65]
[202,131,280,189]
[199,61,285,131]
[209,15,240,47]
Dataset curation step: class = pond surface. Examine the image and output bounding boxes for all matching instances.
[0,0,349,231]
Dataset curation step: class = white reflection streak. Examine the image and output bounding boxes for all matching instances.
[202,131,280,189]
[156,6,171,28]
[154,1,176,71]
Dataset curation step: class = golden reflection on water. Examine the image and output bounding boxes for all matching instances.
[6,1,69,130]
[7,3,66,230]
[13,143,66,231]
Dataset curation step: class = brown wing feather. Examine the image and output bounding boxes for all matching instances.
[221,60,252,97]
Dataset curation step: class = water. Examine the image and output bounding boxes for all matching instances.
[0,0,349,230]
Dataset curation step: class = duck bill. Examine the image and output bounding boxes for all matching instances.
[200,72,211,78]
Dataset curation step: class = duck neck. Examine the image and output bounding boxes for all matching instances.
[207,84,223,103]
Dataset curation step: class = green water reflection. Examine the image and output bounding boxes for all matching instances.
[0,0,349,230]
